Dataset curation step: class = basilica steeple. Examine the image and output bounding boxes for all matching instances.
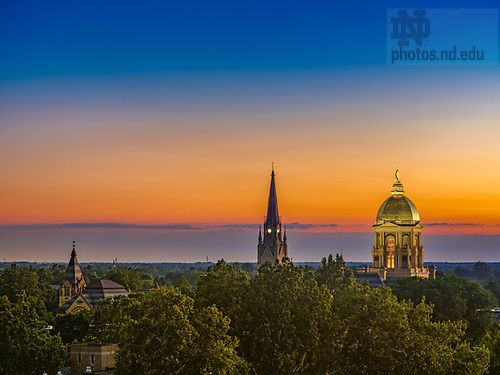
[58,240,87,306]
[265,165,279,227]
[257,165,288,268]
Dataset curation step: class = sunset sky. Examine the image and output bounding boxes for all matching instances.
[1,0,499,263]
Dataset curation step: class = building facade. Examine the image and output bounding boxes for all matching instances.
[57,242,130,315]
[70,343,118,374]
[257,166,288,268]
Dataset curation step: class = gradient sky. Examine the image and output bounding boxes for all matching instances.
[1,0,500,263]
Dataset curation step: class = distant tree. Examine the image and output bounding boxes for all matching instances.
[391,275,496,343]
[0,291,67,374]
[474,262,493,280]
[240,262,256,275]
[105,266,141,291]
[455,265,474,278]
[315,253,355,293]
[175,276,192,295]
[484,279,500,305]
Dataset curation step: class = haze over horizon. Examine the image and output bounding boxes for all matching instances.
[1,1,499,263]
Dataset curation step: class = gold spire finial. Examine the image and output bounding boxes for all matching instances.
[391,168,404,196]
[272,162,274,172]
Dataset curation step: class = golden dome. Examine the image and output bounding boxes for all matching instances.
[374,169,420,226]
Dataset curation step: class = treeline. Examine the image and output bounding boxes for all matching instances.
[1,256,499,374]
[0,261,257,293]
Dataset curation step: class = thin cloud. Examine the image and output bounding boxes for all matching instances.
[0,222,339,232]
[0,223,203,231]
[285,222,338,230]
[425,222,482,226]
[211,224,259,230]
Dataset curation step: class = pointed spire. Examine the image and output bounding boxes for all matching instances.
[391,168,405,196]
[64,240,84,287]
[266,165,279,226]
[283,226,287,241]
[258,225,262,242]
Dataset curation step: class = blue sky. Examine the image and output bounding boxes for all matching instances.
[1,0,500,263]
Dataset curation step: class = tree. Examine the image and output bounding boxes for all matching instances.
[474,262,493,280]
[105,266,141,291]
[484,279,500,305]
[391,275,495,343]
[88,287,248,375]
[195,259,250,321]
[175,276,192,295]
[0,264,54,322]
[332,282,490,375]
[485,328,500,374]
[237,260,338,374]
[315,253,355,293]
[53,309,93,345]
[0,291,67,374]
[454,265,474,278]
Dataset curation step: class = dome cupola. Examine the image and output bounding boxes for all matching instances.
[375,168,420,226]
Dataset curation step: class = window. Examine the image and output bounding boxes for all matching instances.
[78,353,82,364]
[91,354,95,365]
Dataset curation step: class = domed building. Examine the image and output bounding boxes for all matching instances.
[364,169,432,282]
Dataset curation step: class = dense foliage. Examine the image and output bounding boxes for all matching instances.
[0,291,67,374]
[88,287,248,375]
[391,274,495,343]
[0,258,498,374]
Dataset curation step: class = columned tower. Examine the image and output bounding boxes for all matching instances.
[257,166,288,268]
[371,169,428,280]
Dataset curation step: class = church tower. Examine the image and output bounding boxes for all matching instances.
[257,165,288,268]
[58,240,87,306]
[371,169,428,280]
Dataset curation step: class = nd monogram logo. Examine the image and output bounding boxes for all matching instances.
[391,10,430,46]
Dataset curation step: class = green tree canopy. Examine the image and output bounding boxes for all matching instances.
[237,261,338,375]
[105,266,141,291]
[195,259,250,321]
[0,291,67,375]
[391,275,496,343]
[333,282,489,375]
[0,264,55,322]
[87,287,248,375]
[315,253,355,293]
[53,309,93,345]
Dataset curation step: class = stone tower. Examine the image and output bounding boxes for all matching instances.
[257,166,288,268]
[58,240,87,306]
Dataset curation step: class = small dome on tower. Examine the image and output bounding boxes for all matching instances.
[374,169,420,225]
